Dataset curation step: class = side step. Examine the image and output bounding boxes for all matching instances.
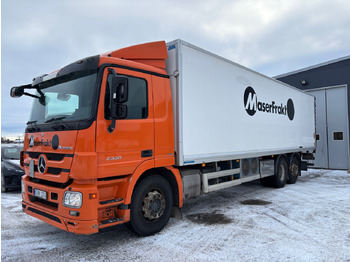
[98,198,127,229]
[99,198,124,208]
[100,217,124,225]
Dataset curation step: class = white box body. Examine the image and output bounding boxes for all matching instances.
[165,40,315,166]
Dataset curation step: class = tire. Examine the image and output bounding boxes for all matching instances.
[272,157,288,188]
[129,175,173,236]
[288,154,300,184]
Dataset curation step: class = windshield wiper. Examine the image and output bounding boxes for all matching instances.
[45,116,66,123]
[45,116,68,131]
[26,120,40,132]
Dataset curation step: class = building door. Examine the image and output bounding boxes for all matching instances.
[309,89,328,168]
[307,85,349,169]
[326,86,349,169]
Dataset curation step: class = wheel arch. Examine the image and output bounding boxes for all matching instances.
[125,164,183,208]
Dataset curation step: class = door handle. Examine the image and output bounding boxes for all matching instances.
[141,150,153,158]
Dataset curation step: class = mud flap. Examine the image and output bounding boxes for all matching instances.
[172,206,183,220]
[301,161,313,171]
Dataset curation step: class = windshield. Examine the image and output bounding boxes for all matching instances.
[29,70,97,125]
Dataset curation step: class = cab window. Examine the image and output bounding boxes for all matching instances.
[105,74,148,119]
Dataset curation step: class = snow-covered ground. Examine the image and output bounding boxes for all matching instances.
[1,169,350,262]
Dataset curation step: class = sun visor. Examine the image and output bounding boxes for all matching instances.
[108,41,168,69]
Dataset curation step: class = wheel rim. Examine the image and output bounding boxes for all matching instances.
[141,190,166,221]
[291,162,299,178]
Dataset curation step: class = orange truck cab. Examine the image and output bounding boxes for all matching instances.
[12,41,183,236]
[11,40,315,236]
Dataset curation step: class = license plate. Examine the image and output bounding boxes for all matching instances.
[34,189,47,200]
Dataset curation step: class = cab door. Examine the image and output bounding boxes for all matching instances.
[95,67,154,178]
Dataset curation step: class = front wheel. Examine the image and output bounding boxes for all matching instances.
[129,175,173,236]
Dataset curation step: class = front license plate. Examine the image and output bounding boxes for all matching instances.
[34,189,47,200]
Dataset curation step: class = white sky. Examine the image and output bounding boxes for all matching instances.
[2,0,350,137]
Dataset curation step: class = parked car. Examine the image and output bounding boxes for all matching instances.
[1,145,24,192]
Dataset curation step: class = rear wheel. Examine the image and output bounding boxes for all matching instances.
[129,175,173,236]
[272,157,288,188]
[288,154,300,184]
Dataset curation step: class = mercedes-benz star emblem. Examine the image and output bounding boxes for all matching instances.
[38,155,46,174]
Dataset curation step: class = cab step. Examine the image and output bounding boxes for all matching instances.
[99,198,124,209]
[99,198,123,205]
[100,217,124,225]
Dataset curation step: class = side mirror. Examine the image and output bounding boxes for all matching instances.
[10,86,24,98]
[116,104,127,119]
[108,75,129,133]
[113,76,128,104]
[10,84,47,106]
[110,76,129,119]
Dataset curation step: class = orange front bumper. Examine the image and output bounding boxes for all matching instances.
[22,201,99,234]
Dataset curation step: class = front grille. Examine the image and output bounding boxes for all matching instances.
[31,165,69,176]
[29,177,73,188]
[25,152,73,161]
[47,167,70,175]
[24,151,73,177]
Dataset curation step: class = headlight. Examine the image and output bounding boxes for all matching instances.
[21,179,25,194]
[63,191,82,208]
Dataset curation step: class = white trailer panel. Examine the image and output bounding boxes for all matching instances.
[166,40,315,166]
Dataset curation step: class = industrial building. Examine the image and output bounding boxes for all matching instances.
[276,56,350,170]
